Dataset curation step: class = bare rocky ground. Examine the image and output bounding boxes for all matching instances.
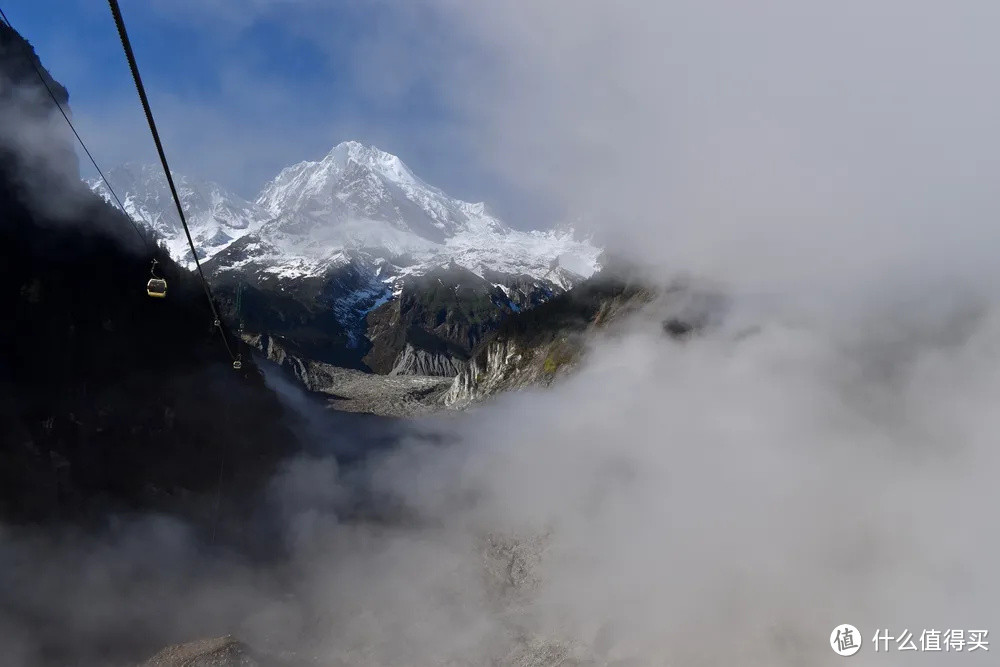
[303,362,454,418]
[241,333,455,417]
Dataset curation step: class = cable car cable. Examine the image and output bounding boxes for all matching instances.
[105,0,238,364]
[0,5,149,249]
[105,3,244,539]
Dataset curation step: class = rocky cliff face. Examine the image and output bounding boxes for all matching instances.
[0,22,297,525]
[360,262,558,376]
[388,343,464,376]
[444,271,658,406]
[444,268,733,408]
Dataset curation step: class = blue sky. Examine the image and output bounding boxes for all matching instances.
[3,0,555,227]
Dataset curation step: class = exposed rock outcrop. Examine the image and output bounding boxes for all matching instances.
[446,272,658,406]
[139,636,261,667]
[241,332,314,388]
[388,343,463,377]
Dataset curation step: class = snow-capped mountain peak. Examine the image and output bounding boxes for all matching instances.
[327,140,423,188]
[255,141,509,242]
[88,141,601,285]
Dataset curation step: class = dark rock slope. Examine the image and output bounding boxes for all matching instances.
[0,23,296,525]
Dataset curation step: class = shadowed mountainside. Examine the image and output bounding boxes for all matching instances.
[0,22,298,527]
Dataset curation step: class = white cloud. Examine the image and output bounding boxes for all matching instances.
[410,0,1000,295]
[4,293,999,664]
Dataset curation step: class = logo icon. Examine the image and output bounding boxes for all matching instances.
[831,624,862,656]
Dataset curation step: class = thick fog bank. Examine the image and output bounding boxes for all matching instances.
[2,288,996,665]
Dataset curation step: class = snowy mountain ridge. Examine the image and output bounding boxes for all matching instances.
[89,163,270,265]
[89,141,601,288]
